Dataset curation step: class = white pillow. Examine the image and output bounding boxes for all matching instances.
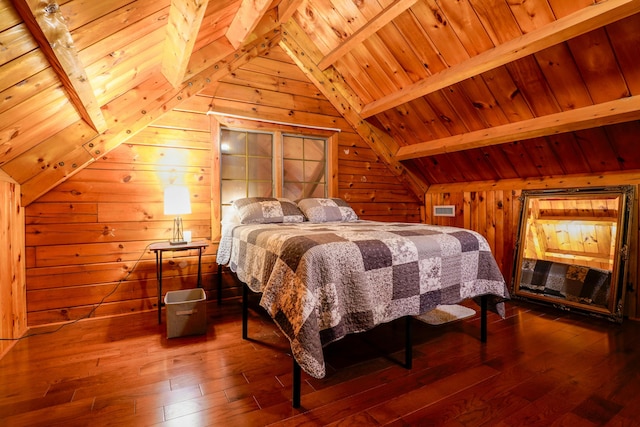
[232,197,305,224]
[297,198,359,223]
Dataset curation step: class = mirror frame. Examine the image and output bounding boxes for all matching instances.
[512,186,635,323]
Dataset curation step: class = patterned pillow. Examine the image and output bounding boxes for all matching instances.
[297,198,359,222]
[232,197,305,224]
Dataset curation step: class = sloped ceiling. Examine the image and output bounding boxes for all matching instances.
[2,0,640,206]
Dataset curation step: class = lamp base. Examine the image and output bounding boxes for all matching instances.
[170,216,186,245]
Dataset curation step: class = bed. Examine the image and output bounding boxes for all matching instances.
[216,197,510,406]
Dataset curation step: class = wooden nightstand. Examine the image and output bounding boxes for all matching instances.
[150,240,208,324]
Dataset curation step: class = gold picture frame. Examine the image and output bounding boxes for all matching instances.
[512,186,635,322]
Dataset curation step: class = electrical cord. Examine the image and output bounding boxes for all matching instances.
[0,243,152,341]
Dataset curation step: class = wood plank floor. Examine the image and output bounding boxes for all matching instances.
[1,297,640,426]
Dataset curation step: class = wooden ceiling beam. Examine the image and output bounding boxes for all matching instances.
[277,0,304,23]
[280,20,427,202]
[317,0,418,71]
[360,0,640,118]
[18,30,281,206]
[225,0,272,49]
[395,95,640,160]
[161,0,209,88]
[88,30,281,160]
[426,169,640,194]
[12,0,107,133]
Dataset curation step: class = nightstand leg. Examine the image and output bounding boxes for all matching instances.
[196,248,202,288]
[156,251,162,324]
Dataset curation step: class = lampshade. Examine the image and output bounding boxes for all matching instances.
[164,185,191,216]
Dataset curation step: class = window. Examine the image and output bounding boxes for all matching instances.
[220,129,273,195]
[282,135,327,200]
[219,128,329,220]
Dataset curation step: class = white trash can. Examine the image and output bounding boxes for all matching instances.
[164,288,207,338]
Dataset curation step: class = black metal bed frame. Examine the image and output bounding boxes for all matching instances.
[239,281,489,408]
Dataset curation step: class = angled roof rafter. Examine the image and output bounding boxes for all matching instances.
[280,20,428,202]
[395,95,640,159]
[161,0,210,88]
[359,0,640,118]
[12,0,107,133]
[317,0,418,70]
[19,30,282,206]
[278,0,304,23]
[88,29,283,159]
[226,0,272,49]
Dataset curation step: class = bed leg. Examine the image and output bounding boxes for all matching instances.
[405,315,413,369]
[242,284,248,340]
[480,295,488,343]
[292,358,301,408]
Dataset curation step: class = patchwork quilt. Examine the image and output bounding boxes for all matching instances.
[218,221,509,378]
[519,258,611,307]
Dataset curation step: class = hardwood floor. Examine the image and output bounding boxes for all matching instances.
[1,297,639,426]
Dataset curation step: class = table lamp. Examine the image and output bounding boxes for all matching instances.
[164,185,191,245]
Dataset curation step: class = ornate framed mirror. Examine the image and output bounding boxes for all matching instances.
[512,186,635,322]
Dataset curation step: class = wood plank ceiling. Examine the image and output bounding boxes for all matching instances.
[1,0,640,206]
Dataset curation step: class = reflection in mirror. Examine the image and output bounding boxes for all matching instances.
[512,186,634,322]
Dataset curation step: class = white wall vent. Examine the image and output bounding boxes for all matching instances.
[433,205,456,217]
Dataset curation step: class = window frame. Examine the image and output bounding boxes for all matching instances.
[281,133,329,201]
[219,127,275,208]
[211,117,339,241]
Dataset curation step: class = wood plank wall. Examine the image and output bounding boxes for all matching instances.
[24,110,216,326]
[14,40,640,327]
[425,174,640,319]
[205,45,423,223]
[0,172,26,357]
[22,49,423,327]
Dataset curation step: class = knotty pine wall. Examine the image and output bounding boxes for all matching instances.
[424,173,640,318]
[205,45,424,223]
[0,171,26,357]
[23,76,422,327]
[24,111,215,326]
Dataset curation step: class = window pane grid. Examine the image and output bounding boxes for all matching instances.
[220,130,273,213]
[282,134,327,200]
[220,130,327,216]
